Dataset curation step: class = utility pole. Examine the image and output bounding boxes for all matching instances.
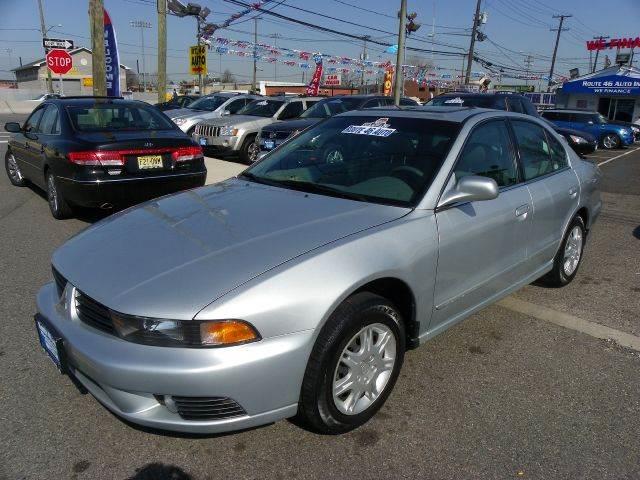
[464,0,482,84]
[360,35,370,90]
[393,0,407,106]
[271,33,281,81]
[548,14,571,92]
[130,21,151,92]
[196,19,203,94]
[157,0,167,103]
[37,0,53,93]
[523,53,534,87]
[591,35,610,73]
[90,0,106,96]
[252,17,258,93]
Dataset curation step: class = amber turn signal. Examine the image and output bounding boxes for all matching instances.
[200,320,260,346]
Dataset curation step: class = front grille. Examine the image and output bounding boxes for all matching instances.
[194,124,220,137]
[172,396,247,421]
[75,290,115,335]
[52,267,66,298]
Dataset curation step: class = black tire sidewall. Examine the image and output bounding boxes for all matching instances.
[46,173,72,219]
[240,135,257,163]
[304,293,405,433]
[5,151,26,187]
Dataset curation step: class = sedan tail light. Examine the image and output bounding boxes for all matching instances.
[67,145,204,166]
[171,145,203,162]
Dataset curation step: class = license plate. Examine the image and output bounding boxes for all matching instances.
[199,137,208,146]
[137,155,163,169]
[36,318,62,370]
[264,140,275,150]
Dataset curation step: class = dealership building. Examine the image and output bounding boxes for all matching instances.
[556,65,640,124]
[12,47,128,95]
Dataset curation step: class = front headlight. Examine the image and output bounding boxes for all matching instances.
[174,118,187,126]
[111,313,260,347]
[220,126,238,136]
[569,134,588,144]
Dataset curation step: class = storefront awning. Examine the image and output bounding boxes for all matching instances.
[561,66,640,96]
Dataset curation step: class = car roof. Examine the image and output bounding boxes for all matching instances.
[338,105,492,123]
[543,109,597,114]
[48,97,149,107]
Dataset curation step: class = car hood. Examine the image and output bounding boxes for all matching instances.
[200,115,273,128]
[166,108,218,121]
[261,118,321,133]
[52,178,409,320]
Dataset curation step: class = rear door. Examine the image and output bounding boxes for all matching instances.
[432,119,532,330]
[510,119,579,268]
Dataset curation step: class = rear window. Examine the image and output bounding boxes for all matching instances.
[428,95,504,109]
[66,104,175,132]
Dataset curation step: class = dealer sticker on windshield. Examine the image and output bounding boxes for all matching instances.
[342,118,396,137]
[444,97,464,104]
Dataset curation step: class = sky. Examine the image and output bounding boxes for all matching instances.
[0,0,639,86]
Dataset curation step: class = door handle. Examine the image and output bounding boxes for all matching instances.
[515,204,530,218]
[569,186,578,197]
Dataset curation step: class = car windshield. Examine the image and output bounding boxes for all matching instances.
[242,115,460,207]
[188,95,228,111]
[300,98,360,118]
[428,96,498,108]
[238,99,285,117]
[66,104,176,132]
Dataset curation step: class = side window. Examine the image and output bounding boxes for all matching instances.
[546,132,568,170]
[278,101,304,120]
[24,107,45,133]
[542,111,558,121]
[400,98,417,106]
[362,99,385,108]
[226,99,246,114]
[304,100,318,109]
[511,120,556,181]
[454,120,518,188]
[507,97,524,113]
[37,105,59,134]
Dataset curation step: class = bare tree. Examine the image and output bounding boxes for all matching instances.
[221,69,236,83]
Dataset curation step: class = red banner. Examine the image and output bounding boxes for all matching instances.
[306,56,323,96]
[587,37,640,51]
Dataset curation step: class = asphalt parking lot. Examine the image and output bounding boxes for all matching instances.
[1,113,639,480]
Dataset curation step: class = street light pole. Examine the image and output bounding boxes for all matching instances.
[252,17,258,93]
[37,0,53,93]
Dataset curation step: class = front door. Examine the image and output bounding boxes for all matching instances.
[12,106,45,182]
[432,119,532,332]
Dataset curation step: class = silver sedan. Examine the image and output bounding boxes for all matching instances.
[35,107,601,434]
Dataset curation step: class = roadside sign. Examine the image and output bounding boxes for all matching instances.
[324,73,341,86]
[383,69,393,96]
[46,49,73,75]
[43,38,74,50]
[189,45,207,75]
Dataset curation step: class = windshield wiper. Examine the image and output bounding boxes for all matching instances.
[267,179,371,203]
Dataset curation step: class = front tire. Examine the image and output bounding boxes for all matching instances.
[541,215,586,287]
[240,135,258,163]
[601,133,621,150]
[46,172,73,219]
[296,292,405,434]
[5,151,27,186]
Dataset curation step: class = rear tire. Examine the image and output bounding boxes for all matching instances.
[540,215,586,287]
[5,151,27,186]
[296,292,405,434]
[46,172,73,219]
[601,133,621,150]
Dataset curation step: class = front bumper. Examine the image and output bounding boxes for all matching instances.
[192,132,240,153]
[35,283,313,433]
[57,170,206,208]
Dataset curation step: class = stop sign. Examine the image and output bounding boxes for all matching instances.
[46,49,72,75]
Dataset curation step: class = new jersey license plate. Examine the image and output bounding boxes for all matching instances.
[264,140,275,150]
[137,155,163,169]
[36,318,62,370]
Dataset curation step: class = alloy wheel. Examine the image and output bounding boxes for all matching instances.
[563,225,583,276]
[7,153,23,183]
[47,175,58,213]
[332,323,396,416]
[248,141,260,162]
[603,134,618,149]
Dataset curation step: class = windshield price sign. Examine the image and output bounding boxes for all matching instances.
[189,45,207,75]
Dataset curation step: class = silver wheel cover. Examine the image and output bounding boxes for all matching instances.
[47,175,58,213]
[563,225,583,276]
[332,323,396,416]
[7,154,22,182]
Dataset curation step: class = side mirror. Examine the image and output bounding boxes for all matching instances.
[221,110,231,116]
[4,122,21,133]
[438,175,499,208]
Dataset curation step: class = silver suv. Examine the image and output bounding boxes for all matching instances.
[193,96,321,162]
[166,93,263,135]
